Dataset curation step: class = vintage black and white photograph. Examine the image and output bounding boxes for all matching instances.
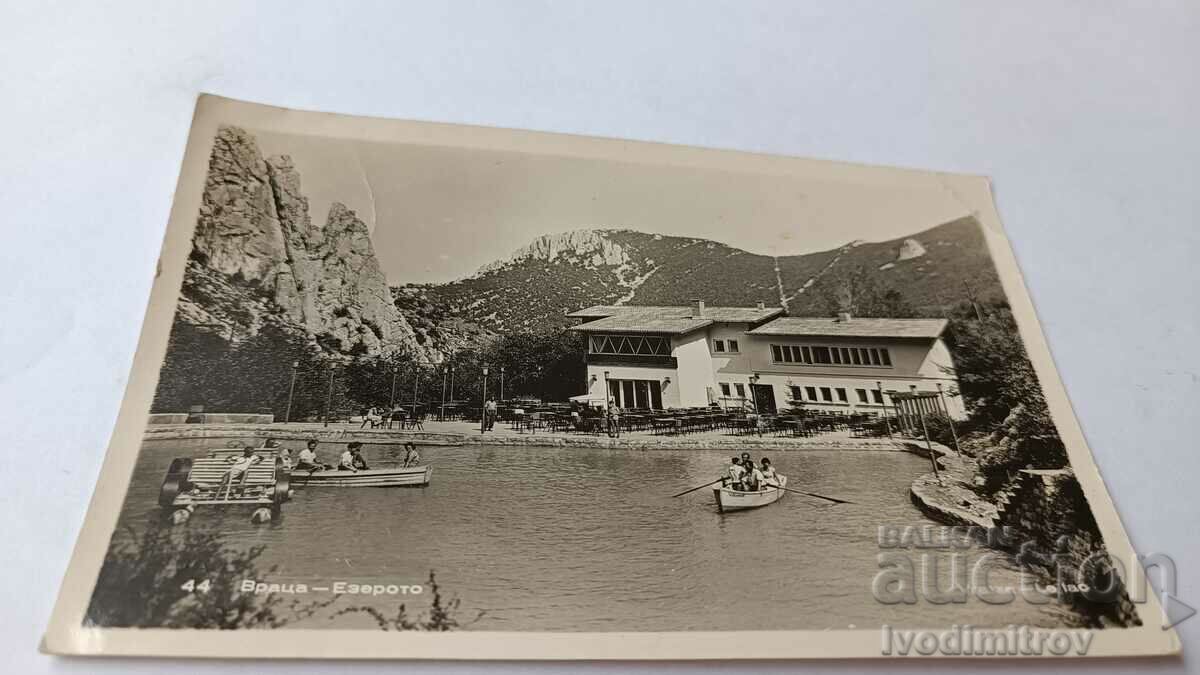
[42,97,1175,659]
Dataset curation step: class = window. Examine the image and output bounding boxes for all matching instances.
[820,387,833,402]
[713,339,726,353]
[589,334,670,356]
[790,386,804,401]
[872,389,884,404]
[856,388,869,403]
[720,382,731,396]
[805,386,818,400]
[727,339,739,353]
[836,388,848,402]
[767,343,894,368]
[735,383,746,397]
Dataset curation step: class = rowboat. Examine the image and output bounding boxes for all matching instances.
[290,465,432,488]
[713,475,787,513]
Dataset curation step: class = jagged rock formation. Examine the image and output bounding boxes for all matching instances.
[184,126,424,358]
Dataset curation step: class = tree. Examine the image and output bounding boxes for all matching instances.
[943,306,1068,485]
[811,265,916,318]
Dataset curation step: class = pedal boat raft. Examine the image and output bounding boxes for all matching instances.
[713,475,787,513]
[159,449,292,524]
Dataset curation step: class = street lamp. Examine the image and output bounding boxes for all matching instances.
[480,366,489,434]
[500,366,506,402]
[323,364,336,427]
[284,360,299,424]
[603,370,611,412]
[749,374,761,414]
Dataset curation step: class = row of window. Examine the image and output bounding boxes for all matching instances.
[588,334,671,356]
[789,385,885,405]
[771,344,892,368]
[712,338,740,354]
[718,382,747,398]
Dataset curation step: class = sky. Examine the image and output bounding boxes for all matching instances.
[256,130,971,285]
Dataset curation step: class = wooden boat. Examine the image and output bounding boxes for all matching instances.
[289,464,432,488]
[713,475,787,513]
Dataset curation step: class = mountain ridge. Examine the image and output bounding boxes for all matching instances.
[393,216,1004,344]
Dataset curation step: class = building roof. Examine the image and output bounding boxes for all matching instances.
[566,304,783,324]
[567,314,714,335]
[746,317,948,339]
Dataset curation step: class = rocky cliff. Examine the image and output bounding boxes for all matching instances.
[184,126,423,358]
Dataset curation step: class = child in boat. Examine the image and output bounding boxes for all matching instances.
[726,456,746,489]
[402,442,421,468]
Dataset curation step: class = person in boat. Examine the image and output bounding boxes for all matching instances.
[725,456,746,490]
[260,439,291,469]
[760,457,779,486]
[221,447,262,489]
[402,442,421,468]
[338,442,371,472]
[295,439,326,472]
[742,459,765,491]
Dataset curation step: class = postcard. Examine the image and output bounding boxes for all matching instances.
[42,94,1180,659]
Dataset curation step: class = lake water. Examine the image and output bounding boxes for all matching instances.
[109,439,1075,631]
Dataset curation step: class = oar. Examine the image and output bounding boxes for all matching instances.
[671,478,724,498]
[765,482,854,505]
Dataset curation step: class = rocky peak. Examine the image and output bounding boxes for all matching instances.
[897,238,927,261]
[475,228,631,275]
[185,126,423,359]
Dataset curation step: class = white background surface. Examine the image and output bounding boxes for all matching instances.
[1,1,1197,673]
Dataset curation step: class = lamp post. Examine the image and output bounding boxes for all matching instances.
[936,383,961,455]
[411,363,420,417]
[284,360,299,424]
[480,366,489,434]
[499,366,505,402]
[603,370,611,413]
[440,364,448,421]
[749,374,760,414]
[389,364,399,410]
[322,365,336,427]
[876,380,893,439]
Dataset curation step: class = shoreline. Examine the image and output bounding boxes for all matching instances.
[142,423,920,452]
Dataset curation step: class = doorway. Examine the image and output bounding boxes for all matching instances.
[752,384,777,414]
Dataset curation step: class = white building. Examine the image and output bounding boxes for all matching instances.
[567,300,965,419]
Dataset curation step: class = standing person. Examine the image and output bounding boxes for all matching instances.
[402,442,421,468]
[606,403,621,438]
[725,456,746,490]
[484,397,498,431]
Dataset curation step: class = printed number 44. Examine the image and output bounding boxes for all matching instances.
[181,579,211,593]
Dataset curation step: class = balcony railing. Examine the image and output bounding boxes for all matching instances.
[585,353,678,368]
